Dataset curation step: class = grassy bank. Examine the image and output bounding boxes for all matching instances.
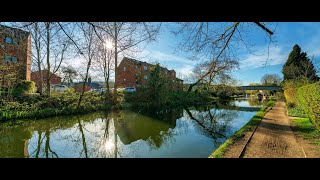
[287,106,307,117]
[0,92,112,122]
[210,99,276,158]
[291,118,320,147]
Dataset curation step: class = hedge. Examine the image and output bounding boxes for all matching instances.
[283,78,310,107]
[297,82,320,130]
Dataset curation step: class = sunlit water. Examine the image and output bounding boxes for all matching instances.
[0,99,264,158]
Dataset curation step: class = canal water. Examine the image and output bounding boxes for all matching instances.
[0,99,264,158]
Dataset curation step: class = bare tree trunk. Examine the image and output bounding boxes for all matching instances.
[105,69,111,102]
[114,126,117,158]
[78,120,88,158]
[34,23,43,95]
[46,22,51,96]
[113,22,118,104]
[44,129,50,158]
[77,59,91,109]
[35,130,42,158]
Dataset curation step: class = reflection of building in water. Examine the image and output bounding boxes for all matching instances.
[114,108,183,147]
[0,127,32,158]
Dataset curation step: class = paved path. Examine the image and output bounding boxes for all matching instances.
[242,101,306,158]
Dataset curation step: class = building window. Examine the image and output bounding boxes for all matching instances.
[124,78,126,82]
[144,75,148,79]
[144,66,147,71]
[124,67,126,71]
[13,39,18,45]
[135,65,138,69]
[3,56,17,63]
[5,37,12,44]
[11,56,17,63]
[4,56,11,62]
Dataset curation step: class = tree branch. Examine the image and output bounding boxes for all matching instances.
[254,22,274,35]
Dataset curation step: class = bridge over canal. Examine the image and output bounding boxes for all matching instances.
[238,86,281,91]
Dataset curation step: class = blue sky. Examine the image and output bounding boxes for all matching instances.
[136,22,320,85]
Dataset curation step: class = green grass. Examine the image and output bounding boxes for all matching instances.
[210,99,276,158]
[0,104,111,122]
[288,106,307,117]
[292,118,320,146]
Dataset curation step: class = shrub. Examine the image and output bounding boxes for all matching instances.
[0,91,111,121]
[12,80,36,97]
[297,82,320,130]
[283,78,310,106]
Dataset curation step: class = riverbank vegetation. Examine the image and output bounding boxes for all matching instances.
[291,117,320,148]
[123,64,239,110]
[0,91,111,122]
[282,44,320,130]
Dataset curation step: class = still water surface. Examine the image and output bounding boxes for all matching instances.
[0,99,264,158]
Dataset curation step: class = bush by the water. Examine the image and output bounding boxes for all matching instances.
[12,80,36,97]
[0,91,111,121]
[296,81,320,130]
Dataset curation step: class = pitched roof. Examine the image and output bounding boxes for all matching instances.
[0,24,30,37]
[122,57,175,72]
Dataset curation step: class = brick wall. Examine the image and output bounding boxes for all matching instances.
[115,57,184,91]
[0,25,31,88]
[31,70,62,89]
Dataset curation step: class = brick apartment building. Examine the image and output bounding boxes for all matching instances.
[115,57,183,91]
[0,25,31,88]
[31,70,62,90]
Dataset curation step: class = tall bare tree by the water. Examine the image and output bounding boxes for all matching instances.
[93,34,114,101]
[88,22,161,103]
[173,22,275,91]
[14,22,74,96]
[74,22,98,109]
[261,74,282,86]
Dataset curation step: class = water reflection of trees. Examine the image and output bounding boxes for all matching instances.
[0,126,32,158]
[1,103,241,158]
[25,112,105,158]
[184,106,239,140]
[247,97,264,107]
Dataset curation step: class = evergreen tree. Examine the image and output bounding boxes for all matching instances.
[282,44,319,82]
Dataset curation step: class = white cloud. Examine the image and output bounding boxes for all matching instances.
[239,46,288,70]
[175,64,194,79]
[139,50,195,67]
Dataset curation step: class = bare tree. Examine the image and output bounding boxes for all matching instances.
[88,22,161,103]
[15,22,74,96]
[75,22,98,109]
[172,22,275,91]
[61,65,78,87]
[94,38,114,100]
[23,22,46,95]
[261,74,282,86]
[188,58,239,91]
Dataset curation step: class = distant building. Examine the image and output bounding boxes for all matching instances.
[74,83,91,93]
[74,78,103,93]
[0,25,31,88]
[31,70,62,90]
[115,57,183,91]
